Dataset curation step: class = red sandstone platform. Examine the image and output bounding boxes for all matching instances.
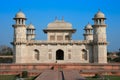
[0,63,120,77]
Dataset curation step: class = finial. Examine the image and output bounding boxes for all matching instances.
[30,22,32,24]
[62,16,64,21]
[98,8,101,12]
[19,9,22,12]
[88,22,89,24]
[55,16,58,21]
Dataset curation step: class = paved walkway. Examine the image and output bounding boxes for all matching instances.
[63,70,85,80]
[35,70,62,80]
[35,70,86,80]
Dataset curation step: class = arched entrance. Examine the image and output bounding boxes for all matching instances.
[34,49,40,60]
[56,49,64,60]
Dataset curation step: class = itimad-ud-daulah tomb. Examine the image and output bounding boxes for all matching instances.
[1,10,120,80]
[12,10,107,64]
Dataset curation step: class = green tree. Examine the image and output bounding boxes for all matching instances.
[0,45,13,55]
[113,57,120,62]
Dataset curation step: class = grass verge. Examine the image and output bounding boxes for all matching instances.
[86,75,120,80]
[0,75,36,80]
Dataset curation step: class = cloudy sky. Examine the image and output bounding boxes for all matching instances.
[0,0,120,52]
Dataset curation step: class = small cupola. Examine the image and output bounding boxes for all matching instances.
[15,11,26,19]
[27,23,36,40]
[13,10,27,25]
[83,23,93,40]
[84,23,93,30]
[94,10,105,18]
[27,24,35,29]
[93,10,106,25]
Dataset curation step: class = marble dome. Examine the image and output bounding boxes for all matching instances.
[15,11,26,18]
[27,24,35,29]
[47,20,72,29]
[94,11,105,18]
[84,23,93,29]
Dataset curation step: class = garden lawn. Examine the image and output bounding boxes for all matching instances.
[86,75,120,80]
[0,75,16,80]
[0,75,36,80]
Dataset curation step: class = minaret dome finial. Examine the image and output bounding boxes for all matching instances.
[62,16,64,21]
[55,16,58,21]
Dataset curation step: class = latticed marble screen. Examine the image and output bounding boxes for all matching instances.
[57,35,63,41]
[50,35,55,40]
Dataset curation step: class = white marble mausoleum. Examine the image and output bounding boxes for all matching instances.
[12,10,108,63]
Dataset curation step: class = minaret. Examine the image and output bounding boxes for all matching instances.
[83,23,93,40]
[27,24,36,40]
[13,11,27,42]
[92,10,107,63]
[12,10,27,63]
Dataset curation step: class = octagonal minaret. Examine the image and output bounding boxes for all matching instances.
[12,10,28,63]
[92,10,107,63]
[13,11,27,42]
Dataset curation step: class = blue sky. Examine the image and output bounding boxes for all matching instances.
[0,0,120,52]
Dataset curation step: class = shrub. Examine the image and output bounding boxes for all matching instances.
[22,71,28,78]
[93,73,101,78]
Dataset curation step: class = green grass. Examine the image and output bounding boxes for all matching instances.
[25,76,36,80]
[0,75,36,80]
[1,75,120,80]
[0,75,16,80]
[86,75,120,80]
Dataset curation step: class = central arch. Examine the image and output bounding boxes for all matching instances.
[56,49,64,60]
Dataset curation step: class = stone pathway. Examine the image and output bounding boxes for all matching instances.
[63,70,85,80]
[35,70,62,80]
[35,70,86,80]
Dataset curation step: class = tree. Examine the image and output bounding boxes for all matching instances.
[0,45,13,55]
[113,57,120,62]
[0,45,13,63]
[117,48,120,56]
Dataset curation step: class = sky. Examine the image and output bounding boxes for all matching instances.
[0,0,120,52]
